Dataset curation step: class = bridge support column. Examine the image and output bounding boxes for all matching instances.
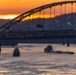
[28,16,31,32]
[60,4,62,30]
[54,6,55,30]
[71,3,73,30]
[42,10,45,31]
[65,4,66,30]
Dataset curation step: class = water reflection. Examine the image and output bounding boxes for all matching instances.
[0,44,76,74]
[0,68,10,73]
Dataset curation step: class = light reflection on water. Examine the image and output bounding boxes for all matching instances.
[0,44,76,75]
[0,68,10,73]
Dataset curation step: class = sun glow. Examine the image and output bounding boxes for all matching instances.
[0,14,56,20]
[0,14,19,20]
[25,14,55,20]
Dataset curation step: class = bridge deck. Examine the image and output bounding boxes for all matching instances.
[0,30,76,40]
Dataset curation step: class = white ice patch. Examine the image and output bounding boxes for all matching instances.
[67,22,71,25]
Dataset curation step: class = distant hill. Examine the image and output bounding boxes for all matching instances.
[0,13,76,32]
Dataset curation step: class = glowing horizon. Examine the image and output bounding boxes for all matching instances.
[0,14,57,20]
[0,14,19,20]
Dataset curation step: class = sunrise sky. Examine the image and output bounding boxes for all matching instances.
[0,0,74,19]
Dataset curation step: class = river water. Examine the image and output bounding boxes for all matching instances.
[0,44,76,75]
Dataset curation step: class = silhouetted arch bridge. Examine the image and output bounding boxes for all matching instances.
[0,1,76,47]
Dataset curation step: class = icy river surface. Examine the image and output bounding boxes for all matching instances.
[0,44,76,75]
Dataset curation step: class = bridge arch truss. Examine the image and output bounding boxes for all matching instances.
[0,1,76,32]
[0,1,76,40]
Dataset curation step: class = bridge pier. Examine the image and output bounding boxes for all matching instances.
[67,38,70,47]
[13,47,20,57]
